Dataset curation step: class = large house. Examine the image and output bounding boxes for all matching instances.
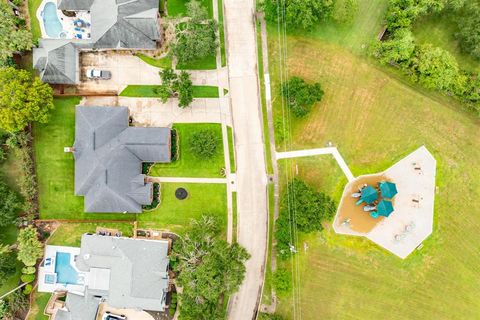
[38,234,170,318]
[72,106,171,213]
[33,0,162,84]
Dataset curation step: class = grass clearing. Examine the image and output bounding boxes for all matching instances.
[33,97,135,221]
[227,126,236,172]
[176,54,217,70]
[412,12,480,73]
[150,123,225,177]
[27,0,42,42]
[137,183,227,234]
[167,0,213,18]
[119,85,220,98]
[136,53,172,69]
[27,291,50,320]
[268,21,480,319]
[218,0,226,66]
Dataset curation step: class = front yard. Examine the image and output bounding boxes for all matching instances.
[149,123,226,178]
[119,85,221,98]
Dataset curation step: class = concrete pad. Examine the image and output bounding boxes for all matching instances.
[333,146,437,259]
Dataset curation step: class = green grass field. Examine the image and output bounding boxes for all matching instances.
[227,126,235,172]
[27,0,42,42]
[119,85,220,98]
[137,182,227,233]
[176,54,218,70]
[167,0,213,18]
[266,1,480,318]
[136,53,172,69]
[412,12,480,74]
[150,123,225,177]
[27,291,50,320]
[33,97,135,221]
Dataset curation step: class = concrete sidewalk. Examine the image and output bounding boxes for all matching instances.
[148,177,228,184]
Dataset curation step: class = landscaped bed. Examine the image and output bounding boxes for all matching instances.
[149,123,225,178]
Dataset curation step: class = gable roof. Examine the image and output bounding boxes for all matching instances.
[33,40,79,84]
[54,293,101,320]
[76,234,169,311]
[57,0,95,10]
[73,106,171,213]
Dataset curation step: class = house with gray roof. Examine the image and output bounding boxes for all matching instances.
[39,234,170,319]
[33,0,161,84]
[72,106,171,213]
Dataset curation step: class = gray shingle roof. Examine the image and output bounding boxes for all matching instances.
[54,292,101,320]
[73,106,171,213]
[33,40,79,84]
[76,234,170,311]
[57,0,95,10]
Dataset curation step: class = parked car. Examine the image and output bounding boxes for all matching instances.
[86,69,111,80]
[102,311,126,320]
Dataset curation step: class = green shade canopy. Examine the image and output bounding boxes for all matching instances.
[379,181,398,199]
[377,200,394,217]
[361,186,378,204]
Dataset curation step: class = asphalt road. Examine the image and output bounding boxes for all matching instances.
[223,0,269,319]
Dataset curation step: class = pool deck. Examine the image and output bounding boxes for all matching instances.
[37,0,91,40]
[333,146,437,259]
[38,245,85,293]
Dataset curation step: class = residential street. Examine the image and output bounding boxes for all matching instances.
[223,0,269,319]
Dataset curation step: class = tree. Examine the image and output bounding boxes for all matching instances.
[171,216,250,320]
[0,67,54,132]
[0,2,33,63]
[264,0,334,30]
[175,71,193,108]
[272,268,292,294]
[332,0,358,25]
[0,252,17,286]
[456,2,480,60]
[172,1,218,64]
[282,76,324,117]
[0,179,20,227]
[17,226,43,267]
[372,28,416,66]
[410,44,464,92]
[189,129,218,159]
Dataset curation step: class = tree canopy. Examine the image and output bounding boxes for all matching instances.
[171,216,249,320]
[0,178,20,227]
[156,69,194,108]
[189,129,218,159]
[456,2,480,60]
[264,0,334,30]
[0,251,17,286]
[172,1,218,64]
[0,67,54,132]
[0,2,32,64]
[17,226,43,267]
[275,179,336,258]
[282,76,324,117]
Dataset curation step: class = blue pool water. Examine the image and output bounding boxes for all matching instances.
[55,252,79,285]
[42,2,63,38]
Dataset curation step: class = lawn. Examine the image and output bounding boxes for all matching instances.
[167,0,213,18]
[27,0,42,42]
[149,123,225,177]
[119,85,220,98]
[218,0,226,66]
[227,126,235,172]
[412,12,480,73]
[27,291,50,320]
[33,97,135,221]
[176,54,217,70]
[267,8,480,320]
[47,222,134,247]
[137,182,227,234]
[136,53,172,69]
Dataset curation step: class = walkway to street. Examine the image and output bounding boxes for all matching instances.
[276,147,355,182]
[148,177,229,184]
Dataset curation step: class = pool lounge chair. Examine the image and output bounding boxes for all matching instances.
[355,199,364,206]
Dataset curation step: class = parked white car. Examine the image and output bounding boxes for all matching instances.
[102,311,126,320]
[86,69,111,80]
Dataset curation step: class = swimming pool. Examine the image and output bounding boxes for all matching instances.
[41,2,64,38]
[55,252,79,285]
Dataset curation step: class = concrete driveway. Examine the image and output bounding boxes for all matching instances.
[78,51,230,94]
[80,96,232,127]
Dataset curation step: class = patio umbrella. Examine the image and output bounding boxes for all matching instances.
[379,181,398,199]
[377,199,394,217]
[361,185,378,204]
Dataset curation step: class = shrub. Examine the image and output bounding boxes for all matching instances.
[282,77,324,117]
[171,129,178,161]
[17,226,43,267]
[0,178,20,227]
[20,274,35,283]
[273,268,292,295]
[142,162,153,174]
[22,284,33,295]
[332,0,358,25]
[21,266,36,275]
[189,129,218,159]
